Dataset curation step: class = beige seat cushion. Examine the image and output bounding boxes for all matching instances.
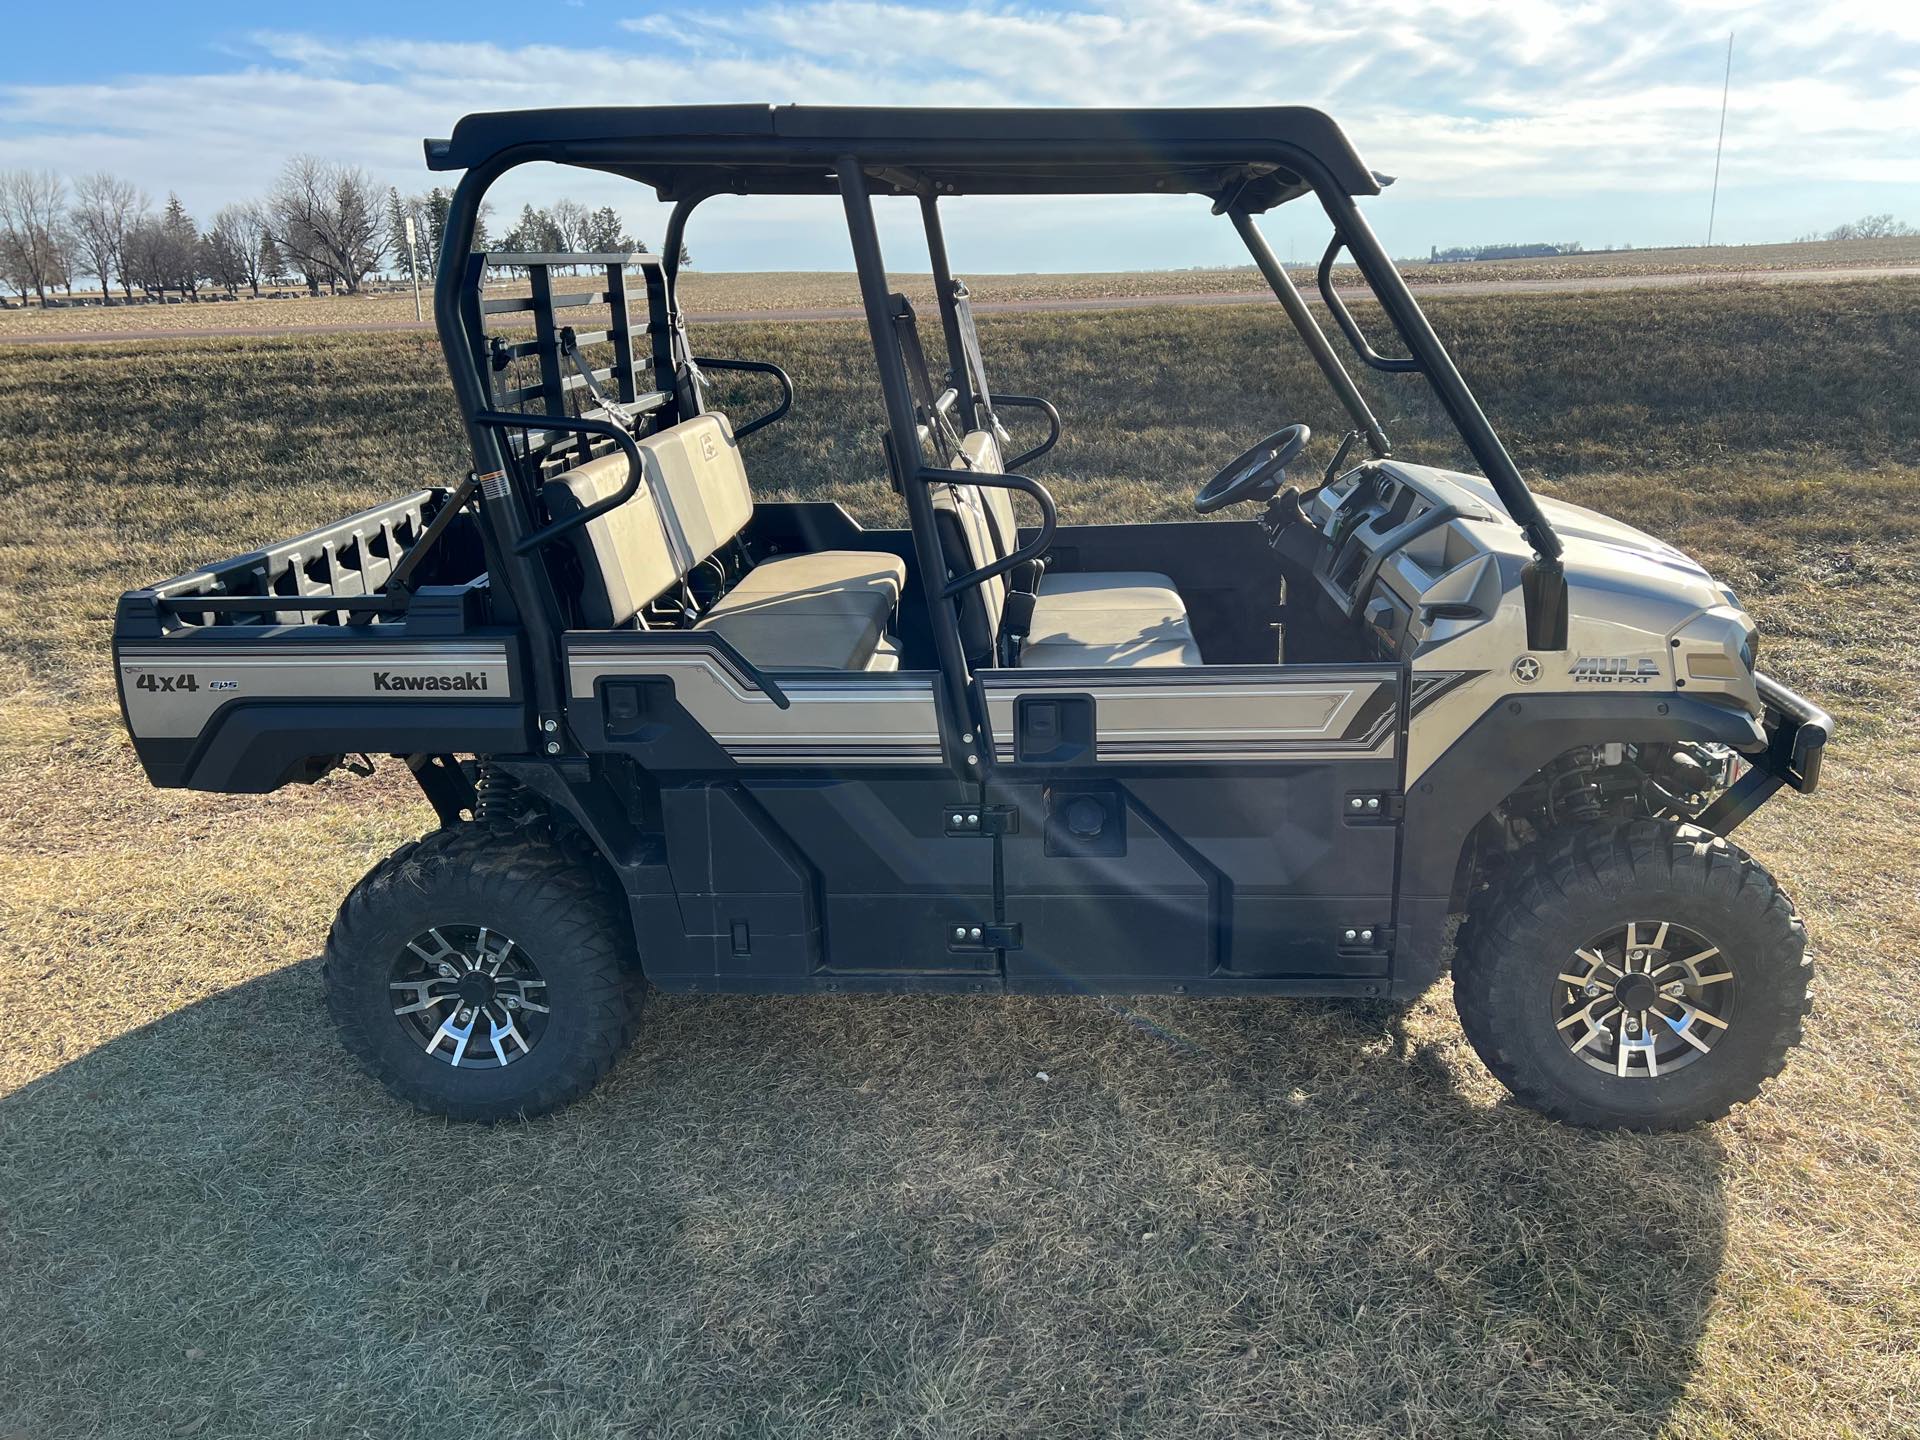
[696,551,908,671]
[714,551,905,613]
[546,415,908,670]
[1021,573,1204,669]
[1030,571,1183,609]
[644,413,754,572]
[544,452,680,628]
[945,430,1202,668]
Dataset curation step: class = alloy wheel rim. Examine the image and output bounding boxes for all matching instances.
[1553,920,1734,1078]
[388,925,550,1069]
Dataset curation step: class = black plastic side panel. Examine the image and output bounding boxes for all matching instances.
[742,776,995,973]
[149,701,529,792]
[997,761,1401,986]
[655,784,822,984]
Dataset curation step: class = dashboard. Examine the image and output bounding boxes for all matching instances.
[1299,463,1500,657]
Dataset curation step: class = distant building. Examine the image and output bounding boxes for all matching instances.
[1427,242,1583,263]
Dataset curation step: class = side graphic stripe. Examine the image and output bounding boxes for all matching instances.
[980,666,1400,764]
[566,643,944,765]
[1408,669,1483,714]
[117,643,514,739]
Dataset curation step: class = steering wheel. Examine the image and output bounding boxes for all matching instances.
[1193,424,1311,514]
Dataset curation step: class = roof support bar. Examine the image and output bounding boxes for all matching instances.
[435,162,569,734]
[1228,207,1390,459]
[920,196,980,433]
[662,194,704,413]
[839,159,983,773]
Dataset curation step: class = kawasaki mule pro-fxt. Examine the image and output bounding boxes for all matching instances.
[114,107,1829,1127]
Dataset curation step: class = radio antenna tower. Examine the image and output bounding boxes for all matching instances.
[1706,31,1734,246]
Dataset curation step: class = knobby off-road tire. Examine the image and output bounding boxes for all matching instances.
[324,825,641,1122]
[1454,820,1810,1130]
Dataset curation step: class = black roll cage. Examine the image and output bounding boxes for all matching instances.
[425,107,1569,773]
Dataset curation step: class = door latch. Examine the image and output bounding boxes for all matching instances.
[944,805,1019,837]
[945,921,1023,952]
[1337,924,1394,956]
[1343,791,1403,824]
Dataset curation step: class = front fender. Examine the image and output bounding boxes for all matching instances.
[1401,691,1764,902]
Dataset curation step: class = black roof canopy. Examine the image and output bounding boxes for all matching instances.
[425,105,1382,212]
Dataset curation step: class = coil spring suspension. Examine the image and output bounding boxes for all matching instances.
[472,764,525,825]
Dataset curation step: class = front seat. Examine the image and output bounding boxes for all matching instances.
[935,428,1203,669]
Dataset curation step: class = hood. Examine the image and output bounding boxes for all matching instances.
[1386,461,1735,619]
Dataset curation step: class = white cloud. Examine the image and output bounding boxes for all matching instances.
[0,0,1915,264]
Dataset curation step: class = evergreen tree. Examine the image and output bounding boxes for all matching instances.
[422,188,452,269]
[386,187,414,282]
[159,193,202,299]
[582,205,635,253]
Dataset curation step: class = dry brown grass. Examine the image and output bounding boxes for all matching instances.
[1,281,1917,1439]
[4,233,1918,337]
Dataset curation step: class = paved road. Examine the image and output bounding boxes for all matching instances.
[2,264,1913,346]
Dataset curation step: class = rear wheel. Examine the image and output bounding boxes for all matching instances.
[1454,820,1810,1129]
[324,826,641,1121]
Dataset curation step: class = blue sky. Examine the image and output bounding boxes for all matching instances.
[4,1,1917,271]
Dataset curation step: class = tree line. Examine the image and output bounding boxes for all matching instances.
[1794,214,1918,243]
[0,159,679,307]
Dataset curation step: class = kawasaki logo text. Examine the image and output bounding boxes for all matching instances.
[373,671,489,692]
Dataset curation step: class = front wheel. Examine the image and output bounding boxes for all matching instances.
[324,826,641,1121]
[1454,820,1810,1130]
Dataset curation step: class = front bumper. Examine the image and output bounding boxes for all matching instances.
[1753,672,1831,793]
[1697,671,1831,832]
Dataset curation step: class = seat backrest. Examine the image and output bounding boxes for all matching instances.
[642,413,752,574]
[930,427,1023,663]
[543,412,748,627]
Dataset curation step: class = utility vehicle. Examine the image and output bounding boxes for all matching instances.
[114,106,1828,1127]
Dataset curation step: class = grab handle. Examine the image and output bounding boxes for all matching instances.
[1318,238,1420,374]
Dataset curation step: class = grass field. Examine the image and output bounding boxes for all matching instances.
[1,280,1918,1438]
[4,233,1919,337]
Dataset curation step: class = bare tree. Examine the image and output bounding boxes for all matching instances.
[258,230,286,287]
[0,169,71,307]
[120,217,168,301]
[265,156,388,295]
[208,204,269,296]
[548,197,589,256]
[69,173,145,304]
[201,218,248,295]
[1825,213,1916,241]
[122,194,203,302]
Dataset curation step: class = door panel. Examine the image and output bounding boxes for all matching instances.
[744,777,995,973]
[567,634,993,981]
[985,663,1405,983]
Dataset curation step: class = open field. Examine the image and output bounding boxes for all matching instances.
[3,233,1919,339]
[2,280,1918,1438]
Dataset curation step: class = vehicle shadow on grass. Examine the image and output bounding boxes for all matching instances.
[0,960,1725,1440]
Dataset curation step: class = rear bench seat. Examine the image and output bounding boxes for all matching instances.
[546,413,906,671]
[935,429,1202,668]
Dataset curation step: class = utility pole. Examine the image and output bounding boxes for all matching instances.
[1706,31,1734,247]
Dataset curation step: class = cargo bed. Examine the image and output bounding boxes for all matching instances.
[114,489,528,791]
